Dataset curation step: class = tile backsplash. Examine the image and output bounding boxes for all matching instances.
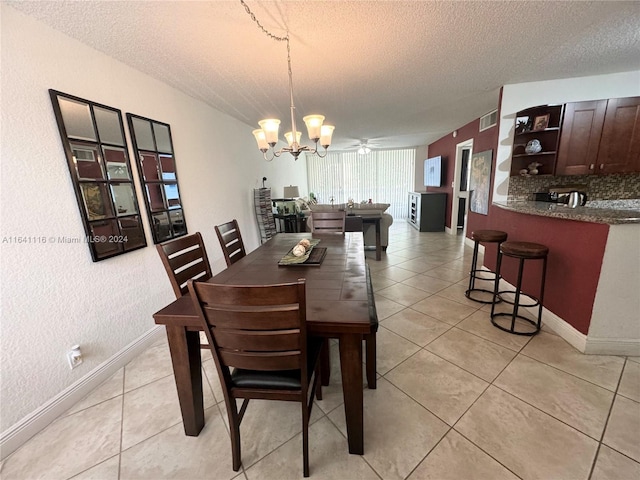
[508,172,640,201]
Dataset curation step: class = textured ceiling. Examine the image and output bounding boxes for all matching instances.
[7,1,640,151]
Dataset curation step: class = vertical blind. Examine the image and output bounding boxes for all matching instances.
[306,148,416,219]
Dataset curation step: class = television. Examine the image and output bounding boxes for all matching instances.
[424,156,443,187]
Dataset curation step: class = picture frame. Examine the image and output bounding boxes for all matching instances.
[532,114,550,131]
[469,150,493,216]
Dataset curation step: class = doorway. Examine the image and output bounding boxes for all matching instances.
[450,139,473,236]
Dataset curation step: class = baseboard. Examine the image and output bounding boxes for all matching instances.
[0,326,165,460]
[584,337,640,356]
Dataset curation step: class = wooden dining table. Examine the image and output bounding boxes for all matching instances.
[153,232,374,455]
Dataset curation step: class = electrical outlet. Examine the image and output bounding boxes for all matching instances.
[67,345,83,369]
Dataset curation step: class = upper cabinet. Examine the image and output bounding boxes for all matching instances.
[510,104,564,176]
[553,96,640,176]
[555,100,607,176]
[597,97,640,174]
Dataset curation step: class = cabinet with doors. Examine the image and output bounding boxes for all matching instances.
[551,96,640,176]
[408,192,446,232]
[510,104,564,176]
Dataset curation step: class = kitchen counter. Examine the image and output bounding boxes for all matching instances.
[493,200,640,225]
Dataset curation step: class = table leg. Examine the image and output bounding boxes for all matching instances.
[375,219,381,261]
[339,334,364,454]
[166,326,204,436]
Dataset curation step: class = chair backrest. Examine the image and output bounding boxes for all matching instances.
[156,232,212,297]
[188,279,309,385]
[310,211,346,233]
[215,219,247,267]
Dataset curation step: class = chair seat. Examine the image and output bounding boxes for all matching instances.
[501,241,549,259]
[471,229,508,243]
[231,338,324,390]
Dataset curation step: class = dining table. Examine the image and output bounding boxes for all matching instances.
[153,232,374,455]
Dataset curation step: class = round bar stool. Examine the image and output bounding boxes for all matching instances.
[465,230,508,304]
[490,241,549,336]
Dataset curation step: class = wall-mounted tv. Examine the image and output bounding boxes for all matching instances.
[424,156,443,187]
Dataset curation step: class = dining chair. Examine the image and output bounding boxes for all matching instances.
[215,219,247,266]
[310,210,346,233]
[156,232,212,349]
[188,278,323,477]
[156,232,212,297]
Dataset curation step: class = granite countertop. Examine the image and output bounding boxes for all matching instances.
[493,200,640,225]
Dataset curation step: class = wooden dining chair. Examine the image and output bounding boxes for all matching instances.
[188,278,323,477]
[156,232,212,349]
[156,232,212,297]
[310,210,346,233]
[215,219,247,266]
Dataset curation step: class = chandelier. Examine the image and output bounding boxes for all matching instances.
[241,0,334,161]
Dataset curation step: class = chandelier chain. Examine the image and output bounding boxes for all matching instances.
[240,0,289,42]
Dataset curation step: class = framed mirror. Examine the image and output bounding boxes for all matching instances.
[50,90,147,261]
[126,114,187,244]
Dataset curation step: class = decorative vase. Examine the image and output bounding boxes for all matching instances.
[525,139,542,154]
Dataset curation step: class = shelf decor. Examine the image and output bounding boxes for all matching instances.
[532,114,550,131]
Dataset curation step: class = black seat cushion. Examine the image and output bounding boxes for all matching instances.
[231,337,324,390]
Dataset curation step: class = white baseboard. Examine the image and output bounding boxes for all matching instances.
[584,338,640,356]
[0,326,165,460]
[494,275,639,356]
[494,276,588,351]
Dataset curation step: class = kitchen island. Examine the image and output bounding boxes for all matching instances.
[486,200,639,355]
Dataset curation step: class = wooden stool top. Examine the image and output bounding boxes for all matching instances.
[471,230,508,243]
[501,241,549,259]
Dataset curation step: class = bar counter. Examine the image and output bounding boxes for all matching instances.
[493,200,640,225]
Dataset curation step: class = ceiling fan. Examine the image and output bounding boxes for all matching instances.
[345,138,383,154]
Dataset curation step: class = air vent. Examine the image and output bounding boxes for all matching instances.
[479,110,498,132]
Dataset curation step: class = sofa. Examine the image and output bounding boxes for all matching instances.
[300,202,393,250]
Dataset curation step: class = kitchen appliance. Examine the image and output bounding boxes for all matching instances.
[567,191,588,208]
[535,186,588,205]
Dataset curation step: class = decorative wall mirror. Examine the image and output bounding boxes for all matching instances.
[126,114,187,244]
[49,90,147,261]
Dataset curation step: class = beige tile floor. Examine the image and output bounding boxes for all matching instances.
[3,223,639,479]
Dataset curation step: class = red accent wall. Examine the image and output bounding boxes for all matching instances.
[425,97,501,229]
[486,206,609,335]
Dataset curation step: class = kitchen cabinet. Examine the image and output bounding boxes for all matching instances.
[408,192,446,232]
[555,100,607,176]
[554,96,640,176]
[510,105,564,176]
[598,96,640,173]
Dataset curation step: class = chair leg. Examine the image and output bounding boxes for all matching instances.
[319,340,330,386]
[226,400,242,472]
[315,361,323,401]
[365,333,376,389]
[302,401,310,477]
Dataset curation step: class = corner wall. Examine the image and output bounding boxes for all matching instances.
[0,5,306,434]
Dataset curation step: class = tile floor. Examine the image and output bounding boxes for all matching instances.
[2,223,639,479]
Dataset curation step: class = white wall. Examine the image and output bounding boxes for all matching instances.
[494,70,640,202]
[0,5,306,432]
[587,223,640,352]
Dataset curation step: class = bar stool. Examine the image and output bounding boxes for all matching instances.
[465,230,508,304]
[490,241,549,336]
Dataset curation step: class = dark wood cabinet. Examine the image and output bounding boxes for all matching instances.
[598,96,640,173]
[550,96,640,176]
[510,105,564,176]
[408,192,446,232]
[556,100,607,176]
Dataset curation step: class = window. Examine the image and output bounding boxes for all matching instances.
[307,149,415,219]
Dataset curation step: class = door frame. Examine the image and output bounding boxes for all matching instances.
[450,139,473,236]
